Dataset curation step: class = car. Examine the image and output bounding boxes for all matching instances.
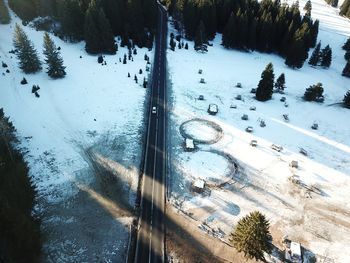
[152,106,157,114]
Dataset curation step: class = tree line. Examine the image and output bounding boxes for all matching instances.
[8,0,158,53]
[0,0,10,24]
[0,109,41,263]
[168,0,319,69]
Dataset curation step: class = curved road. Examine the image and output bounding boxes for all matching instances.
[134,3,168,263]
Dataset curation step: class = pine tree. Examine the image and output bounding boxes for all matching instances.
[0,0,11,24]
[13,24,41,74]
[344,90,350,108]
[342,61,350,77]
[194,20,208,52]
[256,63,275,101]
[230,211,272,261]
[345,51,350,61]
[84,0,116,54]
[310,20,319,48]
[170,36,176,51]
[320,45,332,68]
[303,0,312,17]
[343,37,350,51]
[43,33,66,79]
[304,82,324,101]
[308,42,321,66]
[275,73,286,92]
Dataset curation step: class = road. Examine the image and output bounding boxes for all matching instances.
[134,3,168,263]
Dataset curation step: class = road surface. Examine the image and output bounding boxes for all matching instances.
[134,3,168,263]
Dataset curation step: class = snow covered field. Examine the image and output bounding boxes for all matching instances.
[0,9,152,262]
[167,0,350,262]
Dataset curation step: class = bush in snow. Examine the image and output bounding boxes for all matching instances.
[304,83,324,102]
[97,55,103,64]
[20,77,27,85]
[31,85,40,93]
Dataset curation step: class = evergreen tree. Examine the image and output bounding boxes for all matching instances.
[84,0,116,54]
[345,51,350,61]
[256,63,275,101]
[308,41,321,66]
[194,20,208,52]
[230,211,272,261]
[58,0,85,41]
[342,37,350,51]
[320,45,332,68]
[310,20,319,48]
[170,36,176,51]
[303,0,312,17]
[304,82,324,101]
[340,0,350,18]
[343,90,350,108]
[0,109,41,263]
[43,32,66,79]
[275,73,286,91]
[13,24,41,74]
[285,31,308,69]
[0,0,11,24]
[342,61,350,77]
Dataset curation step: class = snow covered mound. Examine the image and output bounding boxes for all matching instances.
[168,0,350,262]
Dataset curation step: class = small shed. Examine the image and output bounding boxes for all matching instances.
[235,82,242,88]
[311,123,318,130]
[250,140,258,147]
[185,138,195,151]
[192,179,205,193]
[271,144,283,152]
[250,88,256,94]
[290,160,298,168]
[299,148,308,156]
[235,94,242,100]
[245,126,253,133]
[230,104,237,109]
[280,96,286,102]
[241,114,248,120]
[198,69,203,74]
[198,95,204,100]
[208,104,218,115]
[249,106,256,111]
[200,78,205,84]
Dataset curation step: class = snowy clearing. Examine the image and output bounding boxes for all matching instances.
[167,0,350,262]
[0,8,152,262]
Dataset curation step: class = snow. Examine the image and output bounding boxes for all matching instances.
[0,7,152,261]
[167,0,350,262]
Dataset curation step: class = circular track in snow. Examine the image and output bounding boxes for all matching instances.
[180,118,223,144]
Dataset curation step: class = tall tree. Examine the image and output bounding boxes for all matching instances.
[275,73,286,92]
[308,41,321,66]
[13,24,41,73]
[84,0,116,54]
[58,0,85,41]
[0,0,10,24]
[303,0,312,17]
[344,90,350,108]
[194,20,208,52]
[230,211,272,261]
[43,32,66,79]
[320,45,332,68]
[342,37,350,51]
[256,63,275,101]
[342,61,350,77]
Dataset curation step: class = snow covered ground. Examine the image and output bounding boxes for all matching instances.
[0,8,152,262]
[167,0,350,262]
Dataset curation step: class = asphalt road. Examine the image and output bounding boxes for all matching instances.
[134,3,168,263]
